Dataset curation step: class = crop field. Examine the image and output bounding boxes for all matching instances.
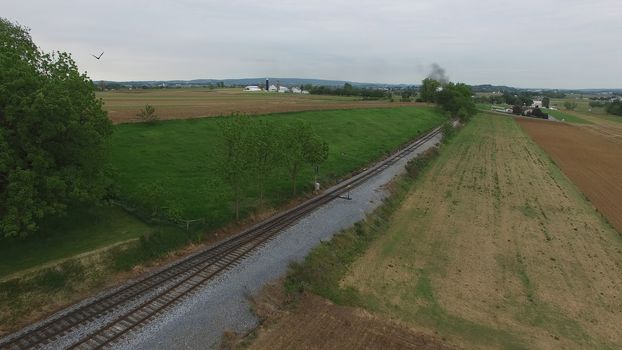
[339,114,622,349]
[517,118,622,233]
[257,114,622,349]
[111,107,445,228]
[98,88,418,123]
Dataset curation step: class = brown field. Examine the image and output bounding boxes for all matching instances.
[98,88,419,123]
[245,283,455,350]
[517,118,622,233]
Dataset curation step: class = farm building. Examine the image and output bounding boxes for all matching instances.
[268,84,278,92]
[278,86,289,93]
[243,86,262,92]
[531,100,543,108]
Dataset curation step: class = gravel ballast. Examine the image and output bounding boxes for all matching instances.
[113,132,442,350]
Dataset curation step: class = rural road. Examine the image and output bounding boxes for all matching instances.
[107,130,442,350]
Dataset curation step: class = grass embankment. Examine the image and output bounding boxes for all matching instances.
[282,114,622,349]
[0,207,151,279]
[111,107,446,225]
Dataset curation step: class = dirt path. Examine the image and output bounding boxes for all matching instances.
[339,115,622,349]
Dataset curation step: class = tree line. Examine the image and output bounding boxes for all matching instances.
[308,83,390,100]
[219,115,329,220]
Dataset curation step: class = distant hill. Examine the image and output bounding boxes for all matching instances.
[101,77,410,89]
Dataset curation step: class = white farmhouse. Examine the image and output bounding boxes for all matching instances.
[291,87,302,94]
[268,84,278,92]
[531,100,543,108]
[278,86,289,93]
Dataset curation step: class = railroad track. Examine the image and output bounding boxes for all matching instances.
[0,126,442,350]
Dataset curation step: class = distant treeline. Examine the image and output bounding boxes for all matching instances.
[308,83,390,100]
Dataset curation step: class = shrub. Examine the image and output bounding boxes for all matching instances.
[136,104,158,123]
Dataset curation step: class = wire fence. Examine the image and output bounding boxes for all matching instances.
[110,200,206,232]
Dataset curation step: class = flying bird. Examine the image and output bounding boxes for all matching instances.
[91,51,104,60]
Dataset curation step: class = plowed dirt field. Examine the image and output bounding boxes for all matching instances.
[517,118,622,233]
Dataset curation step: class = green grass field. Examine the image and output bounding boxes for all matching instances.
[0,206,155,279]
[111,107,446,228]
[543,108,592,124]
[0,106,445,280]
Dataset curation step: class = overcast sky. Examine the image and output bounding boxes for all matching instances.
[3,0,621,88]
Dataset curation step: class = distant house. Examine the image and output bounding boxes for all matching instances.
[278,86,289,93]
[268,84,278,92]
[291,87,302,94]
[243,85,261,92]
[531,100,543,108]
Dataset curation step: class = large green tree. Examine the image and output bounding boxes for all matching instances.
[249,119,278,209]
[281,122,329,196]
[219,115,253,221]
[419,78,441,102]
[0,18,113,237]
[436,82,477,121]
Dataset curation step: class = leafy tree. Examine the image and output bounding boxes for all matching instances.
[589,100,606,108]
[531,106,547,119]
[219,115,252,221]
[0,18,113,237]
[503,91,533,106]
[435,82,477,121]
[303,133,329,178]
[419,78,440,102]
[136,180,181,221]
[281,122,328,196]
[136,104,158,123]
[606,100,622,116]
[542,97,550,108]
[564,101,578,110]
[249,120,279,208]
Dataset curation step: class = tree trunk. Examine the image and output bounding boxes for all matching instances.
[234,183,240,221]
[291,164,299,196]
[259,180,265,209]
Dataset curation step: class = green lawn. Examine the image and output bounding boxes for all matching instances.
[0,206,152,279]
[544,108,592,124]
[0,106,445,279]
[111,107,446,228]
